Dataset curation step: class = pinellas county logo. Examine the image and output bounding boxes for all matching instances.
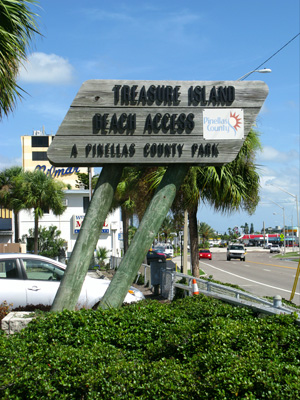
[203,109,244,140]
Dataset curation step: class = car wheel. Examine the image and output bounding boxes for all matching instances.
[243,258,246,262]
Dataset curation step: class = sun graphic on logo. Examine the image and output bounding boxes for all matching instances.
[229,112,242,131]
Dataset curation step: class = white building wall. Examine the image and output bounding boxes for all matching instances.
[19,189,123,259]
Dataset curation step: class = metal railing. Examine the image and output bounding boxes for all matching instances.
[107,258,300,323]
[163,271,300,322]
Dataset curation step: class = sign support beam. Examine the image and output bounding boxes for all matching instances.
[99,164,189,310]
[51,164,123,312]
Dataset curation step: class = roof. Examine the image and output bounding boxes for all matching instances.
[240,234,280,239]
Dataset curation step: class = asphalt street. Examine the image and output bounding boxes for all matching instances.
[173,248,300,305]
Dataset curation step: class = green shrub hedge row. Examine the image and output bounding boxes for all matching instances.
[1,295,300,399]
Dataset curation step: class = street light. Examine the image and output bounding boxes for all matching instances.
[267,182,299,252]
[237,68,272,81]
[270,200,286,254]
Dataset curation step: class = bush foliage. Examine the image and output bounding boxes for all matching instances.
[1,295,300,399]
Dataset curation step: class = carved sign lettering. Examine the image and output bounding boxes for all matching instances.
[47,80,268,166]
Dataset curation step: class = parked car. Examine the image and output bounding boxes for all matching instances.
[163,244,174,258]
[199,249,212,260]
[153,246,167,255]
[146,249,167,264]
[270,244,280,253]
[227,244,246,261]
[264,243,272,249]
[0,253,145,309]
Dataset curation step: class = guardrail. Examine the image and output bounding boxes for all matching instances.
[109,258,300,323]
[162,271,300,323]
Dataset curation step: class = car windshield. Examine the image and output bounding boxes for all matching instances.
[154,247,165,253]
[200,250,210,253]
[230,246,244,250]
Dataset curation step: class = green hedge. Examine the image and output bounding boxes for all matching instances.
[1,296,300,399]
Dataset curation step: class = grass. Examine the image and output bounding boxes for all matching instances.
[273,251,300,262]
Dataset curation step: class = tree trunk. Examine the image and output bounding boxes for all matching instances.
[51,165,123,312]
[188,206,199,278]
[13,211,19,243]
[99,164,189,310]
[122,206,129,255]
[34,212,39,254]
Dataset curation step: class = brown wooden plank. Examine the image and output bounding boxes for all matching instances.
[54,106,258,137]
[47,136,245,166]
[48,79,269,166]
[71,80,268,108]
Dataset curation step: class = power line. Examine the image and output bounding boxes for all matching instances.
[241,33,300,80]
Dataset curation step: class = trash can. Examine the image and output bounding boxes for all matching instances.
[150,259,166,295]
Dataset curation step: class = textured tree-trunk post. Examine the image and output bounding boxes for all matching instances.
[121,206,129,255]
[188,207,200,278]
[51,165,123,312]
[34,213,39,254]
[13,211,19,243]
[99,164,189,310]
[183,210,188,275]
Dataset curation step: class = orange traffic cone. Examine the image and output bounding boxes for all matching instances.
[192,279,199,295]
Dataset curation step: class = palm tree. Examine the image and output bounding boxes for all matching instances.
[0,0,40,119]
[160,215,175,243]
[149,129,262,277]
[190,129,261,276]
[198,222,215,247]
[75,171,99,189]
[94,246,110,269]
[0,166,24,242]
[15,170,66,254]
[113,166,154,254]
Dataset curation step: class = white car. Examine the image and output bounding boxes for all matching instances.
[163,244,174,258]
[227,244,246,261]
[0,253,145,309]
[270,244,281,254]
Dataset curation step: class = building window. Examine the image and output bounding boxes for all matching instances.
[32,152,48,161]
[0,218,12,231]
[31,136,49,147]
[83,197,89,213]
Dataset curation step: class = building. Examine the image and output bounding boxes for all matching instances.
[19,189,123,260]
[1,130,123,258]
[21,129,90,189]
[240,227,299,247]
[0,207,12,244]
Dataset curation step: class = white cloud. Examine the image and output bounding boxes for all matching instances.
[83,9,134,22]
[0,155,22,171]
[27,101,68,120]
[18,52,75,85]
[258,145,299,162]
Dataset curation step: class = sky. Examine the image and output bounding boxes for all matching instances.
[0,0,299,235]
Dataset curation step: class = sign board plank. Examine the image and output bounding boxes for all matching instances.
[48,80,268,166]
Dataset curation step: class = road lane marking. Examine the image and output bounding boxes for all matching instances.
[200,261,300,296]
[248,260,297,270]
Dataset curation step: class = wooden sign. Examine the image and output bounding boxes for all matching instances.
[47,80,268,166]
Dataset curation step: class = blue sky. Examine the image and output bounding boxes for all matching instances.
[0,0,299,234]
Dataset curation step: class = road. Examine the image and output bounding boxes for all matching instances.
[174,249,300,305]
